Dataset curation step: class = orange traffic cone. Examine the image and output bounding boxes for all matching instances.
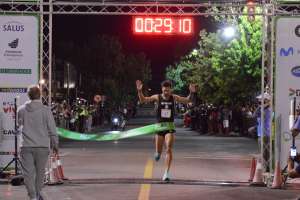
[248,157,257,182]
[56,153,68,180]
[250,158,266,186]
[47,155,63,185]
[271,161,283,189]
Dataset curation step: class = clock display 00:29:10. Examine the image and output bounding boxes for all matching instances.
[133,17,193,35]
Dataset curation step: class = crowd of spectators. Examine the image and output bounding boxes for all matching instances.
[51,98,137,133]
[182,103,259,137]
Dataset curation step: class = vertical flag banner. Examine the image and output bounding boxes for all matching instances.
[275,17,300,167]
[0,15,39,168]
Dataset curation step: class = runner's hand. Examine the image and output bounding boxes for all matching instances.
[136,80,143,91]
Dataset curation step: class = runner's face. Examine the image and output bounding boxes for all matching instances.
[162,86,172,97]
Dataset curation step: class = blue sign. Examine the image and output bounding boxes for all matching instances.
[291,66,300,77]
[280,47,294,56]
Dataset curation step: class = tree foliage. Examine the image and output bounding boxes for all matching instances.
[166,9,262,105]
[55,35,151,105]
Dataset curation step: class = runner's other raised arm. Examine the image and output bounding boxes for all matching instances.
[136,80,158,104]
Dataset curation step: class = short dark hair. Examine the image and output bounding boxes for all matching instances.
[27,85,41,100]
[161,80,172,88]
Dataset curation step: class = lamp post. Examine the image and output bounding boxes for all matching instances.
[66,63,70,105]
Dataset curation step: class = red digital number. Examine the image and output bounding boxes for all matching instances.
[183,19,192,34]
[164,18,172,33]
[154,18,163,33]
[134,17,192,35]
[145,18,153,32]
[135,17,143,33]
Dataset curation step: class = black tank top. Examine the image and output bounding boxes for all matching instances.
[157,94,175,123]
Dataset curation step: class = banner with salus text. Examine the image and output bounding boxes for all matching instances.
[0,15,39,169]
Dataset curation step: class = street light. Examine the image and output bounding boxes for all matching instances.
[39,79,45,101]
[192,49,198,56]
[222,26,236,39]
[66,63,70,105]
[39,79,45,85]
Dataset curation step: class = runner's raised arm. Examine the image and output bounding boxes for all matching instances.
[173,84,197,104]
[136,80,158,104]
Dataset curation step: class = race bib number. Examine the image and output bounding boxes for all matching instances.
[161,109,171,118]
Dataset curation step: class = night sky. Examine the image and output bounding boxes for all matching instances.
[53,15,215,92]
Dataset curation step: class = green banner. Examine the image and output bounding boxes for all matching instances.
[57,122,175,141]
[8,0,39,2]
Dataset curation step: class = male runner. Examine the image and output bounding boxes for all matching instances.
[136,80,196,181]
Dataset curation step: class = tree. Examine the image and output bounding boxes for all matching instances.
[166,8,262,105]
[54,35,152,106]
[166,62,188,93]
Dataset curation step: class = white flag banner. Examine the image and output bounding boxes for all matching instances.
[0,15,39,168]
[0,89,29,167]
[275,17,300,167]
[0,15,39,87]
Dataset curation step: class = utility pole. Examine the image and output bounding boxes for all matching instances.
[67,62,70,105]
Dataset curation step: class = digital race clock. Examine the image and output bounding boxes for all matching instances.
[133,16,194,35]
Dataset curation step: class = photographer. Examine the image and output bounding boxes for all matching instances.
[287,111,300,178]
[254,93,271,171]
[190,104,198,131]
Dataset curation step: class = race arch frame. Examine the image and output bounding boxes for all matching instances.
[0,0,300,178]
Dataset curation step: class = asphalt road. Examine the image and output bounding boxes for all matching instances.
[0,118,300,200]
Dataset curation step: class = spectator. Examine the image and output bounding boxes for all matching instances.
[199,104,208,134]
[18,85,58,200]
[183,104,192,128]
[211,107,219,135]
[221,105,231,135]
[190,105,198,131]
[254,93,272,171]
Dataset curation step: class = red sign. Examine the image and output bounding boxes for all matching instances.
[133,16,194,35]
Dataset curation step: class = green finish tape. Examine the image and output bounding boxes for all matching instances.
[57,122,175,141]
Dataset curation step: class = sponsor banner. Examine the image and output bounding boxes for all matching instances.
[0,15,39,87]
[0,89,28,167]
[275,17,300,167]
[0,15,39,168]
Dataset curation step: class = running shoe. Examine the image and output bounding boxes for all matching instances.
[162,171,170,182]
